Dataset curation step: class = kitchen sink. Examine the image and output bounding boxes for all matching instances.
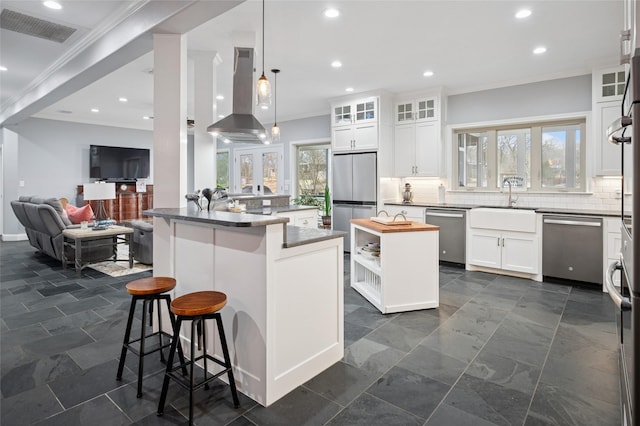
[470,207,537,232]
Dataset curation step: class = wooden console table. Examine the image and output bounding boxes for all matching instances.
[77,184,153,222]
[62,225,133,277]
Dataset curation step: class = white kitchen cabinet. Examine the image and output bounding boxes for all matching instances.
[332,122,378,152]
[383,204,425,223]
[604,217,622,289]
[395,97,438,124]
[594,101,623,175]
[331,97,379,152]
[468,230,538,274]
[394,121,439,176]
[275,209,318,228]
[350,218,439,314]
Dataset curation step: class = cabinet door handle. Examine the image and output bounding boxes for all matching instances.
[502,238,505,247]
[303,220,308,225]
[497,237,500,246]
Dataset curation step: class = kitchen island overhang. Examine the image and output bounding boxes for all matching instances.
[144,208,345,406]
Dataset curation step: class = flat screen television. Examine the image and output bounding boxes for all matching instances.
[89,145,150,181]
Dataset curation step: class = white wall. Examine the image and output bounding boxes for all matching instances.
[447,75,592,124]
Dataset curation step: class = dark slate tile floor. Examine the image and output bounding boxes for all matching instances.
[1,240,621,425]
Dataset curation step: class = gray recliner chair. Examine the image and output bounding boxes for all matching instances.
[131,220,153,264]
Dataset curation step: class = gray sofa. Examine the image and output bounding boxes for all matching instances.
[130,220,153,264]
[11,196,113,263]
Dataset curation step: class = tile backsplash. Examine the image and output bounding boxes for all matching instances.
[380,177,628,212]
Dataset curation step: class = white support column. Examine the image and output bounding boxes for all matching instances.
[192,51,221,192]
[152,33,188,275]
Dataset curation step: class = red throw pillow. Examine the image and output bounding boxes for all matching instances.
[65,203,94,224]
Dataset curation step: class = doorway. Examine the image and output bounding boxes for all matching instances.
[233,145,284,194]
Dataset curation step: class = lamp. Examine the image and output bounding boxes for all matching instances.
[256,0,271,107]
[83,182,116,222]
[271,68,280,142]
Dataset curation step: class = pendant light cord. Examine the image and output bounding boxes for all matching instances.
[274,72,277,123]
[262,0,265,74]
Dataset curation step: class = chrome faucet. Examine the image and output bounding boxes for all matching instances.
[503,178,515,207]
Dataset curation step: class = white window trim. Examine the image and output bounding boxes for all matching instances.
[289,138,331,199]
[446,111,592,192]
[233,144,284,194]
[216,148,231,189]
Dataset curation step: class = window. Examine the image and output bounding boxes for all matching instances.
[454,119,586,191]
[297,144,330,196]
[216,151,229,189]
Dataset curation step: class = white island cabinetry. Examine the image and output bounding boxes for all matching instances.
[350,218,439,314]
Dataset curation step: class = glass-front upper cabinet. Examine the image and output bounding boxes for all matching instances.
[332,97,378,127]
[395,97,438,124]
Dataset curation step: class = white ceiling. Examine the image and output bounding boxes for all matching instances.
[1,0,624,132]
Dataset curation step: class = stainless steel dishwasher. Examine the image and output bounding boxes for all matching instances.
[425,208,466,265]
[542,215,603,284]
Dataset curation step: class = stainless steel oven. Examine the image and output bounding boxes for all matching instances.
[605,49,638,426]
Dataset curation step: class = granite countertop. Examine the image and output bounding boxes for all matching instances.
[283,226,346,248]
[384,202,626,216]
[144,207,346,247]
[144,208,289,227]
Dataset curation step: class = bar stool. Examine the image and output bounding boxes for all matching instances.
[116,277,187,398]
[157,291,239,424]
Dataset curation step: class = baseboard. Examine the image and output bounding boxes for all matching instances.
[2,233,28,241]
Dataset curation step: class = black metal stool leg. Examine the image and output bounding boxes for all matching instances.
[215,313,240,408]
[156,298,166,363]
[136,298,148,398]
[157,316,181,416]
[116,295,138,381]
[164,297,188,376]
[189,318,196,426]
[201,318,209,391]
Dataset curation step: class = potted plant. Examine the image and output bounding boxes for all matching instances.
[322,185,331,227]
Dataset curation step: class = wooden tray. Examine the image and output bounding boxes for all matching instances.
[370,216,412,225]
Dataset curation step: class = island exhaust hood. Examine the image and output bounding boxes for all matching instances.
[207,47,267,144]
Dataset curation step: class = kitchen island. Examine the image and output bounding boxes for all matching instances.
[144,207,345,406]
[351,218,439,314]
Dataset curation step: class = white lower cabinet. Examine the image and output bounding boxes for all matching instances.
[468,230,539,274]
[275,209,318,228]
[350,219,439,314]
[604,217,622,289]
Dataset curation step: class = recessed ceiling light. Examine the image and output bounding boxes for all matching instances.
[515,9,532,19]
[533,46,547,54]
[218,114,225,118]
[91,108,99,113]
[43,1,62,10]
[118,97,128,102]
[224,138,231,144]
[345,87,354,92]
[331,60,342,68]
[216,95,224,100]
[423,70,434,77]
[143,116,150,120]
[324,8,340,18]
[0,66,7,72]
[261,105,269,110]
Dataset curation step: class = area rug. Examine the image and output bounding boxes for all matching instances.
[86,244,152,277]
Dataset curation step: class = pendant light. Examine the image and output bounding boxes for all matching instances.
[256,0,271,107]
[271,69,280,142]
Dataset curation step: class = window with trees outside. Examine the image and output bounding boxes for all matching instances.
[216,151,229,190]
[297,144,330,196]
[454,118,586,191]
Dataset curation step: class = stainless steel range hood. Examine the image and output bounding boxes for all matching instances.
[207,47,267,144]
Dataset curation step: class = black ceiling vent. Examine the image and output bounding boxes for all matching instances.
[0,8,76,43]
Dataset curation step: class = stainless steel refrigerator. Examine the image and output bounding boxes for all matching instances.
[332,152,377,252]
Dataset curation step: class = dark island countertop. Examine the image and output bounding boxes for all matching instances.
[143,207,345,248]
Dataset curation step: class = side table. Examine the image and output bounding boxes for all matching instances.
[62,225,134,277]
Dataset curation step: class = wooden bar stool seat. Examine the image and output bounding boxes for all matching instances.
[157,291,239,425]
[116,277,187,398]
